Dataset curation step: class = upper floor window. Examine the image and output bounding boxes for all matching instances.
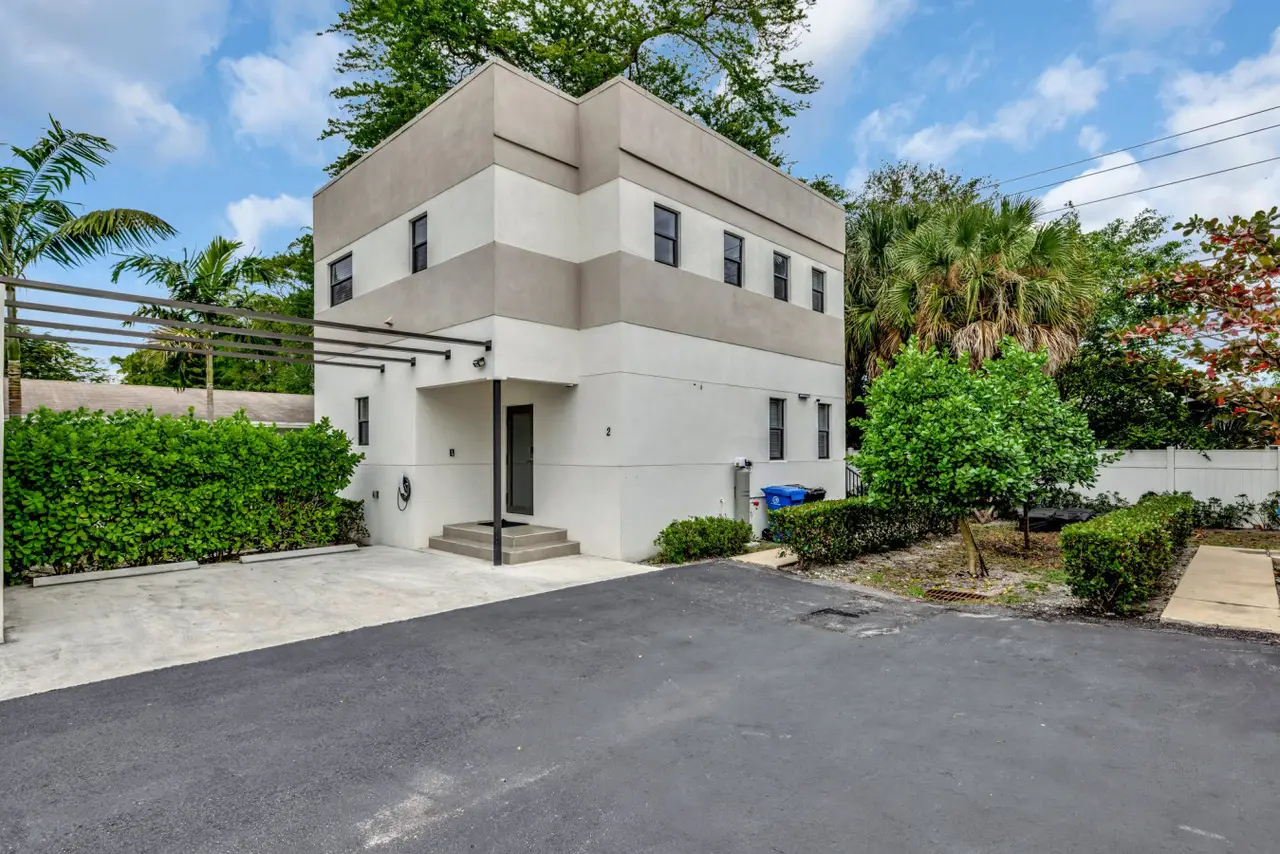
[769,398,786,460]
[356,397,370,446]
[330,255,353,307]
[723,232,743,287]
[818,403,831,460]
[812,268,826,313]
[773,253,790,301]
[654,204,679,267]
[411,214,429,273]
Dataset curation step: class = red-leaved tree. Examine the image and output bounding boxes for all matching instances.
[1122,208,1280,438]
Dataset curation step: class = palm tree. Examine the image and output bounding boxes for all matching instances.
[111,237,278,421]
[0,117,175,413]
[885,197,1098,372]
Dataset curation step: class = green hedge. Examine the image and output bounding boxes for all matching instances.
[768,497,952,568]
[1060,493,1194,613]
[653,516,753,564]
[4,408,364,583]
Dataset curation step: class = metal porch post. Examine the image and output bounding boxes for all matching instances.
[493,379,502,566]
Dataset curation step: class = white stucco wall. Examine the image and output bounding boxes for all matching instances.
[321,315,844,561]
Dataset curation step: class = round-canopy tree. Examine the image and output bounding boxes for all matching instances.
[855,339,1101,574]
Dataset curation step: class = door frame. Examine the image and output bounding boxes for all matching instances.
[505,404,534,515]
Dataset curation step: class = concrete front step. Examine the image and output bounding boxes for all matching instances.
[442,523,569,549]
[428,535,581,565]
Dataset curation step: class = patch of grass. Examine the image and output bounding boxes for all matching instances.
[1041,568,1070,585]
[1195,529,1280,550]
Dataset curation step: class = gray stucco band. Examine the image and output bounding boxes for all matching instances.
[581,251,844,366]
[315,62,846,261]
[316,243,579,335]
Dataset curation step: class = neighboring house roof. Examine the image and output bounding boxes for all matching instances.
[19,380,314,425]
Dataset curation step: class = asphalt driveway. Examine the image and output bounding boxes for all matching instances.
[1,561,1278,853]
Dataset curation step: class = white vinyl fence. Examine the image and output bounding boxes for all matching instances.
[847,446,1280,506]
[1087,448,1280,506]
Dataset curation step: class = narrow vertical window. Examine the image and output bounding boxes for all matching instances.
[329,255,353,307]
[769,398,785,461]
[723,232,743,286]
[356,397,370,446]
[654,204,679,267]
[411,214,429,273]
[818,403,831,460]
[812,268,826,313]
[773,253,790,301]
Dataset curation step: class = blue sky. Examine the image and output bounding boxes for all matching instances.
[2,0,1279,372]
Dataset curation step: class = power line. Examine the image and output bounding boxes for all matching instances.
[1016,121,1280,195]
[1038,155,1280,217]
[995,103,1280,187]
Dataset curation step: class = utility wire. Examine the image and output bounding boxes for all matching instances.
[1015,121,1280,195]
[1038,155,1280,217]
[994,103,1280,187]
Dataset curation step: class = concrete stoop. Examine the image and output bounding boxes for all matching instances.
[429,522,581,565]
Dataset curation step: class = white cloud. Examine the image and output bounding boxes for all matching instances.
[790,0,916,70]
[0,0,224,160]
[1095,0,1232,39]
[226,194,312,254]
[111,82,207,161]
[1078,125,1107,155]
[1040,27,1280,230]
[222,32,346,161]
[897,56,1107,161]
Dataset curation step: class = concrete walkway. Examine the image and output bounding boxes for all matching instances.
[732,547,798,569]
[0,546,654,701]
[1161,545,1280,632]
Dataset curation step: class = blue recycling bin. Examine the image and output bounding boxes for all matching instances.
[762,484,808,509]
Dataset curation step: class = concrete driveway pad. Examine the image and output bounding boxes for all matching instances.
[0,545,654,701]
[1,562,1278,853]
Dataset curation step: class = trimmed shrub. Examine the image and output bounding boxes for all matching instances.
[1060,493,1194,613]
[4,408,363,583]
[653,516,753,564]
[768,497,952,568]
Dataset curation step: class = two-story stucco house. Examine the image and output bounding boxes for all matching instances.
[312,60,846,564]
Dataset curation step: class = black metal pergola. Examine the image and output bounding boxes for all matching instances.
[1,274,511,566]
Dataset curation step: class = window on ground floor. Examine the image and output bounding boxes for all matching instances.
[818,403,831,460]
[769,397,785,460]
[356,396,370,446]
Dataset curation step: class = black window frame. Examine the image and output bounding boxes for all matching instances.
[818,403,831,460]
[723,231,743,287]
[773,252,790,302]
[769,398,786,461]
[329,254,353,307]
[410,214,429,273]
[355,396,370,446]
[812,268,826,313]
[654,204,680,267]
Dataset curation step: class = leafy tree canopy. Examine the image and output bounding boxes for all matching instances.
[1122,208,1280,439]
[848,160,987,217]
[323,0,822,174]
[857,339,1100,572]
